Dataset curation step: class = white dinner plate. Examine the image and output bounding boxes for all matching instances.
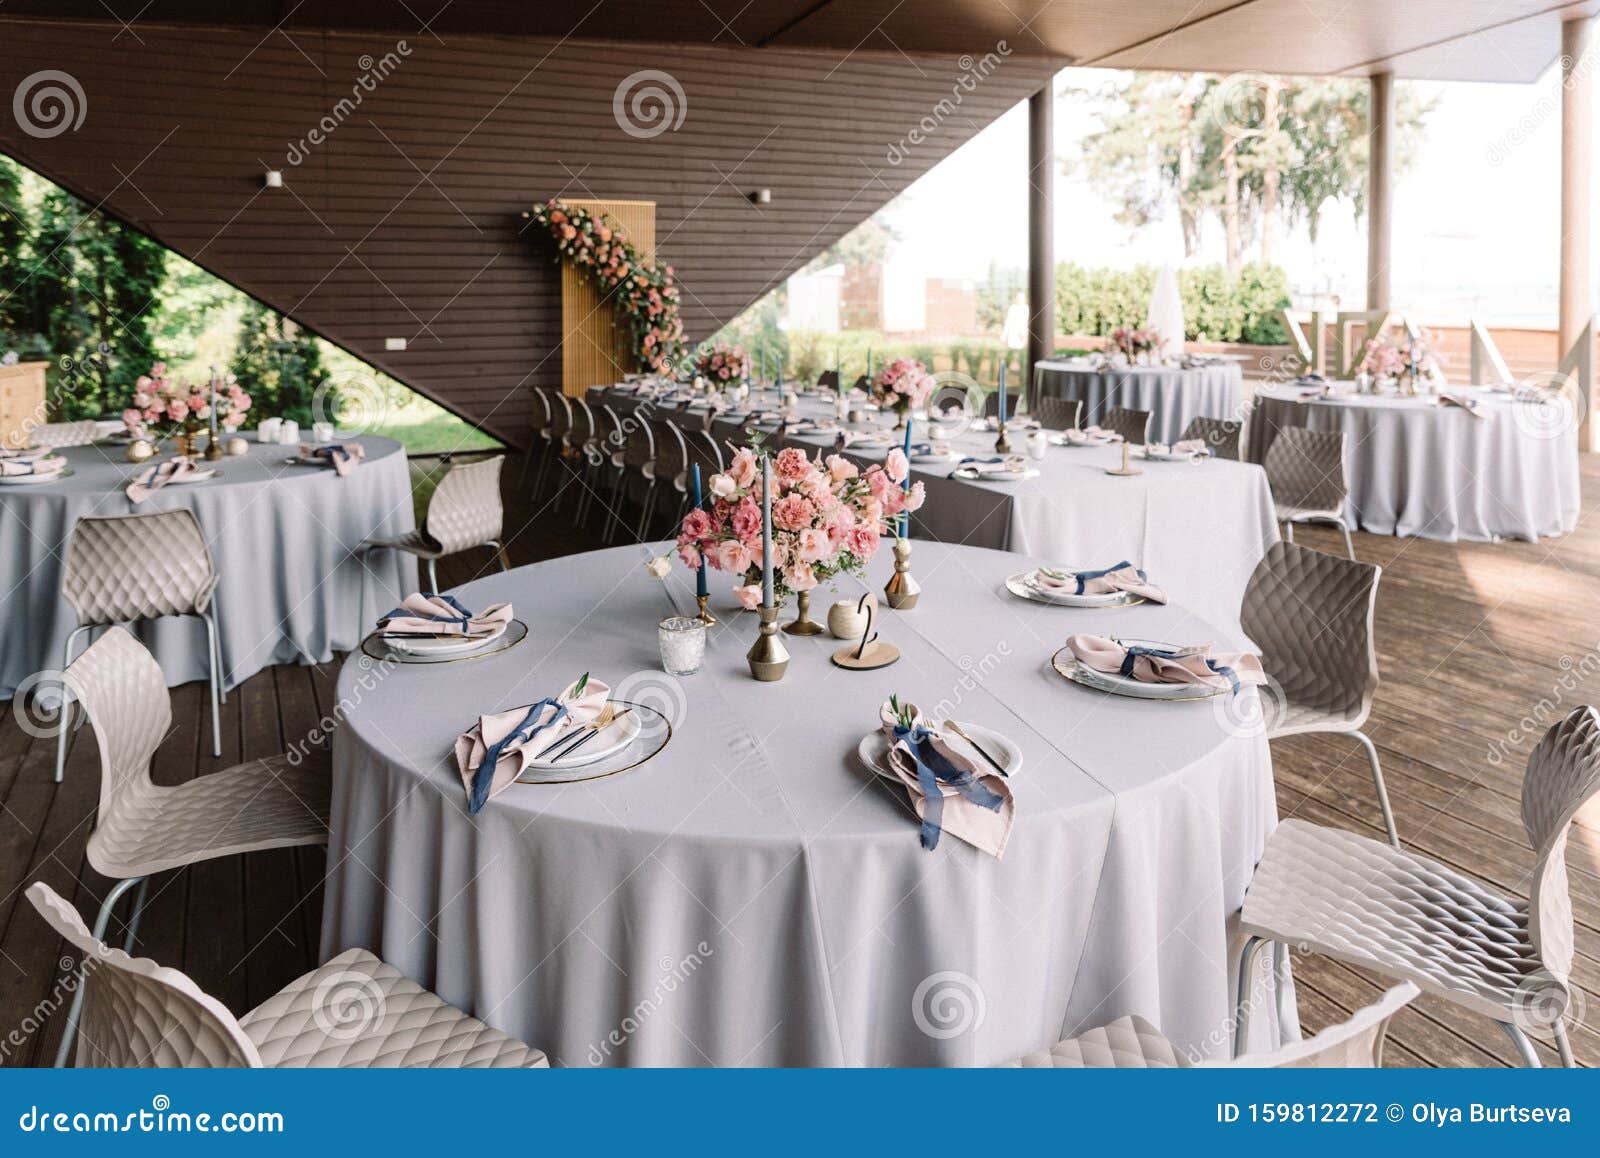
[1051,638,1226,701]
[383,620,509,657]
[0,466,72,486]
[951,466,1037,482]
[856,719,1022,782]
[1005,569,1137,607]
[1138,446,1206,463]
[522,705,644,771]
[1052,433,1118,447]
[162,468,220,485]
[912,449,957,464]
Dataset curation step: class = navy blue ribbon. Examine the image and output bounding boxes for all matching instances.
[957,456,1003,466]
[380,592,474,631]
[1118,645,1241,695]
[892,724,1004,851]
[469,698,569,813]
[313,443,354,466]
[1072,560,1143,595]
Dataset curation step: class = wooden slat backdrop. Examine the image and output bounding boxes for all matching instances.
[0,19,1056,446]
[560,199,655,396]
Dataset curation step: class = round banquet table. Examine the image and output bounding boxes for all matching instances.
[0,434,417,701]
[1246,384,1581,542]
[1032,359,1244,444]
[321,541,1287,1067]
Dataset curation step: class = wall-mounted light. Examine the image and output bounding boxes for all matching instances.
[263,170,283,188]
[385,337,407,352]
[747,189,771,205]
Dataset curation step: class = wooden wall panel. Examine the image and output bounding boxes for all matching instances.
[560,199,655,397]
[0,19,1055,446]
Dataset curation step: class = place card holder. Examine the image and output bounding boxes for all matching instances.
[832,593,899,671]
[1106,440,1142,477]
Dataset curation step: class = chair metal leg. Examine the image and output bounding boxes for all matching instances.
[355,545,368,644]
[1497,1021,1543,1068]
[54,876,145,1067]
[602,467,627,544]
[1283,520,1294,543]
[122,877,151,952]
[207,593,226,704]
[1351,730,1400,848]
[54,625,94,784]
[634,480,658,542]
[1553,1018,1576,1068]
[201,612,222,757]
[1273,941,1298,1043]
[487,540,511,572]
[1336,517,1356,560]
[426,557,440,594]
[1233,935,1266,1059]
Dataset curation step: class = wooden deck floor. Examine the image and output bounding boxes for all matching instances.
[2,449,1598,1067]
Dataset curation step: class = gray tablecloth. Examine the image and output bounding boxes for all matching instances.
[1032,360,1244,445]
[0,435,418,700]
[321,541,1287,1067]
[1246,385,1581,542]
[598,388,1279,643]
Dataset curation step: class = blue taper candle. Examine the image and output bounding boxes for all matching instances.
[998,361,1007,424]
[760,456,774,606]
[900,416,913,538]
[692,463,708,598]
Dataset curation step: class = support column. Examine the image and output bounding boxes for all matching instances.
[1366,71,1394,311]
[1561,16,1595,450]
[1028,80,1055,404]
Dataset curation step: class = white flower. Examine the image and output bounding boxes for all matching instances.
[644,555,672,580]
[710,473,737,500]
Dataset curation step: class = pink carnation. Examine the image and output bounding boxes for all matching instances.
[728,448,758,489]
[772,494,815,533]
[884,448,909,484]
[784,562,818,592]
[681,508,712,541]
[773,447,811,483]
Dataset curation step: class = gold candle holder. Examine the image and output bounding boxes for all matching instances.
[203,434,224,462]
[884,538,921,610]
[746,603,790,681]
[695,593,717,626]
[994,421,1012,455]
[782,589,824,636]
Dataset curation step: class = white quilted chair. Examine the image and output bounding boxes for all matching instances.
[1003,982,1417,1068]
[359,455,508,600]
[57,509,224,782]
[1234,706,1600,1068]
[49,626,332,1066]
[1241,540,1397,848]
[32,419,100,448]
[27,883,546,1068]
[1263,426,1355,559]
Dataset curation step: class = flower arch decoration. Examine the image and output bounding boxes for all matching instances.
[527,199,685,375]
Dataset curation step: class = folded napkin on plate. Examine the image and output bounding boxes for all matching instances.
[378,592,512,638]
[1066,634,1264,694]
[0,453,65,477]
[455,676,611,812]
[1146,439,1209,458]
[878,699,1013,857]
[910,441,952,457]
[1064,426,1121,444]
[126,456,198,503]
[1439,392,1485,417]
[301,442,366,476]
[1032,562,1167,604]
[956,455,1027,475]
[0,445,55,461]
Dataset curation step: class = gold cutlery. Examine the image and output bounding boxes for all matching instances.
[940,720,1009,777]
[548,704,630,764]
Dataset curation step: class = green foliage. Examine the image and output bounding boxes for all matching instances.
[1055,262,1291,345]
[231,299,329,426]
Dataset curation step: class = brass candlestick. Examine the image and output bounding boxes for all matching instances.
[782,588,824,635]
[203,434,224,462]
[746,602,790,681]
[884,537,921,610]
[695,593,717,626]
[994,420,1012,455]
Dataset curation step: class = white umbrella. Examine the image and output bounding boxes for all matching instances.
[1147,266,1185,360]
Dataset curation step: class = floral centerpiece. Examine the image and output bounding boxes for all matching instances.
[1109,326,1160,363]
[1358,331,1442,394]
[122,363,252,452]
[677,445,925,609]
[527,199,684,375]
[869,357,936,427]
[696,341,751,391]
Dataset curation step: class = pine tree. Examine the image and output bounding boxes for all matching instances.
[232,298,329,426]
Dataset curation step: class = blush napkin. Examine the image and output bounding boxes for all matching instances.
[956,455,1028,475]
[0,445,56,461]
[454,677,611,812]
[378,592,513,638]
[126,456,199,503]
[1063,426,1121,444]
[301,442,366,476]
[1066,634,1265,694]
[1032,562,1167,604]
[878,700,1013,858]
[0,453,65,477]
[1439,393,1485,418]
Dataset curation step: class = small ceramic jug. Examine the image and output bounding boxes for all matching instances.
[827,599,869,641]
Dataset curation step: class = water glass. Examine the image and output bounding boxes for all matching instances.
[658,616,707,676]
[312,421,336,443]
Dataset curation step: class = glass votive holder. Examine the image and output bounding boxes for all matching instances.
[658,616,707,676]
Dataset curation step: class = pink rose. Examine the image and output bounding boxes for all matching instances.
[731,497,763,543]
[677,543,702,570]
[713,539,754,575]
[825,454,858,482]
[884,448,909,484]
[135,375,153,392]
[142,407,161,424]
[187,394,208,414]
[784,562,818,592]
[796,527,830,563]
[734,583,763,610]
[121,408,142,430]
[710,473,737,500]
[905,480,926,512]
[866,467,893,502]
[773,447,810,483]
[728,448,758,489]
[166,400,188,422]
[681,508,711,541]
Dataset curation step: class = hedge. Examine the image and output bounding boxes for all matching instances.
[1054,262,1291,346]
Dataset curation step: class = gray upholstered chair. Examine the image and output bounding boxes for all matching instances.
[33,419,100,448]
[1235,706,1600,1069]
[1181,415,1242,460]
[1263,426,1354,558]
[57,509,224,781]
[1033,396,1083,432]
[48,626,333,1066]
[28,882,545,1068]
[1241,540,1396,847]
[1101,406,1152,445]
[1002,982,1417,1068]
[361,456,508,595]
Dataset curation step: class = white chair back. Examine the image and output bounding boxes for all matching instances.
[1522,706,1600,989]
[424,457,504,554]
[1212,983,1417,1068]
[63,510,217,625]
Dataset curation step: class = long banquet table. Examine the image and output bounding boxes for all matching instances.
[1246,383,1580,542]
[0,434,417,700]
[598,386,1279,642]
[321,541,1287,1067]
[1032,358,1244,445]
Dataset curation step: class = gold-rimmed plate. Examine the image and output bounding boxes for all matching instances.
[1050,642,1225,701]
[0,466,73,486]
[951,466,1038,482]
[515,700,672,785]
[1004,571,1142,608]
[856,721,1021,782]
[360,618,528,664]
